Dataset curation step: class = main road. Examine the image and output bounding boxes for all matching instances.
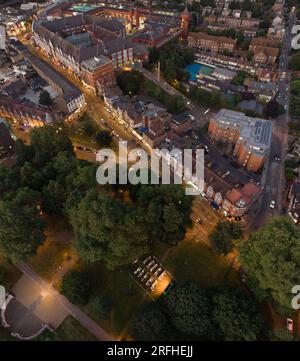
[250,10,296,230]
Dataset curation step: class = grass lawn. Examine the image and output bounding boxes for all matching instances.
[0,326,16,341]
[55,316,98,341]
[164,240,240,288]
[75,261,150,339]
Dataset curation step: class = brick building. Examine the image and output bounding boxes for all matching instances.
[208,109,272,172]
[0,95,54,127]
[188,32,236,53]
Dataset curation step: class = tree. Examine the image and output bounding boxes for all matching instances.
[95,130,113,147]
[288,53,300,71]
[68,190,149,269]
[131,304,171,341]
[162,282,213,338]
[269,328,295,341]
[263,100,283,119]
[209,221,243,255]
[0,188,45,261]
[39,90,52,106]
[212,287,264,341]
[116,70,144,96]
[237,217,300,310]
[61,270,91,305]
[90,295,113,319]
[82,120,97,137]
[36,331,56,341]
[148,47,159,64]
[30,125,74,166]
[130,185,192,246]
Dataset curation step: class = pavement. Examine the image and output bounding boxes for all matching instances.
[15,262,114,341]
[12,273,68,329]
[5,298,44,338]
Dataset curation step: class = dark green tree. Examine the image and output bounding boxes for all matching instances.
[209,221,243,255]
[131,304,172,341]
[30,126,74,166]
[90,294,113,319]
[131,185,192,246]
[95,130,113,147]
[237,217,300,310]
[288,53,300,71]
[61,270,91,305]
[68,190,149,269]
[39,90,52,106]
[212,287,264,341]
[0,188,45,261]
[163,282,213,338]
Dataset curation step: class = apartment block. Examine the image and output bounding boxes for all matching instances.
[188,32,236,53]
[208,109,272,172]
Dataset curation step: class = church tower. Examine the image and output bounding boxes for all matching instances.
[181,6,191,38]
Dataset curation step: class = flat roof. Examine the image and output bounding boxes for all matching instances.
[81,55,112,71]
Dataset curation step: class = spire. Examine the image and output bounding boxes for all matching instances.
[182,1,189,15]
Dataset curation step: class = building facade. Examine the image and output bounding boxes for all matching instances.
[208,109,272,172]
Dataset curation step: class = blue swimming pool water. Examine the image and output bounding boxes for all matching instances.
[70,5,96,12]
[185,62,214,81]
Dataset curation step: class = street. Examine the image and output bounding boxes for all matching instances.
[250,11,296,230]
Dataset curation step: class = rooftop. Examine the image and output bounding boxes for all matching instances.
[214,109,272,153]
[26,54,83,103]
[81,55,112,72]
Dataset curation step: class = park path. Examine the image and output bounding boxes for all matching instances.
[15,262,114,341]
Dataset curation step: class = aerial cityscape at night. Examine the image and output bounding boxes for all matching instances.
[0,0,300,348]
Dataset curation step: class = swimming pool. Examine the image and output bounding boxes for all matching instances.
[69,5,96,12]
[185,62,214,81]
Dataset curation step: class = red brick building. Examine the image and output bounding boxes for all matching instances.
[208,109,272,172]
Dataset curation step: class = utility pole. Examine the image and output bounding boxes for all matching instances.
[157,61,160,82]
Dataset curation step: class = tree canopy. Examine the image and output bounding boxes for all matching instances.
[68,189,149,269]
[237,216,300,310]
[129,184,192,246]
[131,304,172,341]
[39,90,52,106]
[209,221,243,255]
[162,282,213,338]
[61,270,92,305]
[0,188,45,261]
[212,287,264,340]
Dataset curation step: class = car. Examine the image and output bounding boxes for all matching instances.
[270,200,276,209]
[274,154,280,161]
[287,318,294,333]
[196,217,204,224]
